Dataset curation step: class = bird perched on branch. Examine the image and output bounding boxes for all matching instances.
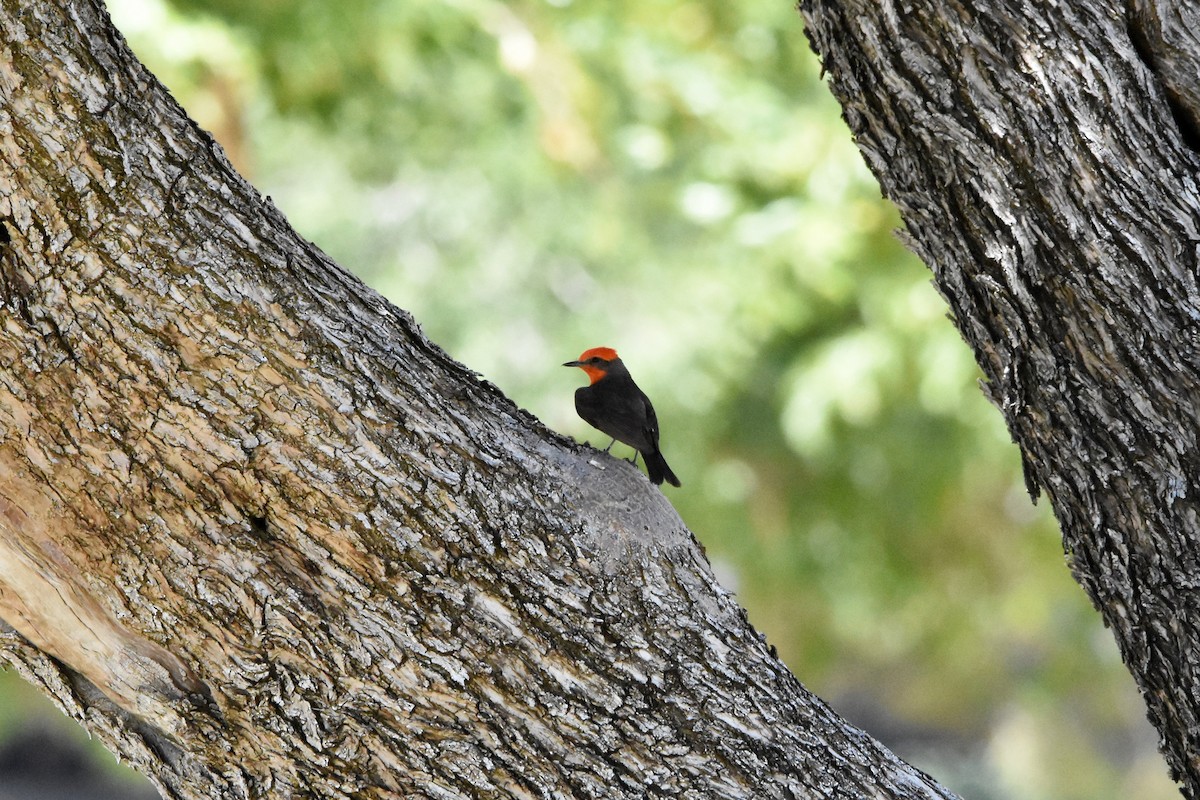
[563,347,681,487]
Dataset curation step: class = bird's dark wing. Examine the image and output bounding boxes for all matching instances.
[575,381,657,453]
[640,391,661,444]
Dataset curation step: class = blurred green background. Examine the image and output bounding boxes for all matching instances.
[0,0,1178,798]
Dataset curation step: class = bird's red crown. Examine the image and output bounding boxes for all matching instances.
[577,346,619,362]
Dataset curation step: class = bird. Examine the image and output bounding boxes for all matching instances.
[563,346,681,487]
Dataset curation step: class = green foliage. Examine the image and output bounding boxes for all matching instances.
[37,0,1168,797]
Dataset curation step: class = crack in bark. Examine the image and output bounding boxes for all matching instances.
[0,218,35,326]
[1125,0,1200,153]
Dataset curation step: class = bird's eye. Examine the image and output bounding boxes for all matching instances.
[590,357,603,364]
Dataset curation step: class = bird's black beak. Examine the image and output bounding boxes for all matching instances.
[563,360,583,367]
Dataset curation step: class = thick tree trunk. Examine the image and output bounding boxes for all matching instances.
[0,3,959,798]
[800,0,1200,796]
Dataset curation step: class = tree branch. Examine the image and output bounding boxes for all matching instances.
[0,2,957,797]
[800,0,1199,795]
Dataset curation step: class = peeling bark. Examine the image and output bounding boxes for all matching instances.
[0,3,958,799]
[800,0,1199,796]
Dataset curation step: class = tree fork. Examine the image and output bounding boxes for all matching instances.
[0,3,959,799]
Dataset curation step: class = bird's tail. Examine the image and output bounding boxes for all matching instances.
[644,448,681,487]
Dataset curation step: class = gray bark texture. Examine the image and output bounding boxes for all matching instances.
[800,0,1200,796]
[0,2,961,799]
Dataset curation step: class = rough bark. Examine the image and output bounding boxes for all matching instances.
[799,0,1199,796]
[0,3,958,799]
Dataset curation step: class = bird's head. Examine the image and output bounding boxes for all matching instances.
[563,346,620,385]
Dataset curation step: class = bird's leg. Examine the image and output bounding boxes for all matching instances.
[601,439,637,465]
